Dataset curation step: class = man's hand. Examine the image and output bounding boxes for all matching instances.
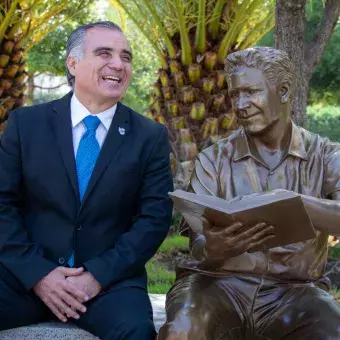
[33,267,89,322]
[200,220,275,269]
[66,272,101,301]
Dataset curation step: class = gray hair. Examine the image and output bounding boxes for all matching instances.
[66,21,123,87]
[225,47,295,98]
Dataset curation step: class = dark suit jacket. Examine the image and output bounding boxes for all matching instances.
[0,92,173,291]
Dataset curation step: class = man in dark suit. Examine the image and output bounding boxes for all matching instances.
[0,21,173,340]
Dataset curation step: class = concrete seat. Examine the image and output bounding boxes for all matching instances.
[0,294,166,340]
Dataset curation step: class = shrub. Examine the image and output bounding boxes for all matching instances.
[307,105,340,142]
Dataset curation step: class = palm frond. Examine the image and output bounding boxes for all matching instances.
[173,0,192,65]
[0,0,20,44]
[209,0,228,39]
[111,0,176,59]
[109,0,168,67]
[195,0,207,53]
[238,10,274,49]
[217,0,275,62]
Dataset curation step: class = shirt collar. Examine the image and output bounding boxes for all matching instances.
[233,120,308,163]
[70,93,117,130]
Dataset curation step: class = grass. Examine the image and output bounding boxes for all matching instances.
[329,246,340,260]
[158,234,189,254]
[147,235,189,294]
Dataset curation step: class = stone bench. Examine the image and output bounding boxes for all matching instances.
[0,294,166,340]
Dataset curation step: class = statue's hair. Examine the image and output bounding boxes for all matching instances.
[225,47,294,98]
[66,21,123,87]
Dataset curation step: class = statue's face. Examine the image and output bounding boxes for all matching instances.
[228,67,282,135]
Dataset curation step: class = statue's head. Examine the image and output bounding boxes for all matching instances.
[225,47,294,135]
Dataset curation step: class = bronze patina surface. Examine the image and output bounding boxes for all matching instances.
[158,47,340,340]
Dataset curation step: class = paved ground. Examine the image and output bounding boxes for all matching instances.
[150,293,167,332]
[0,294,166,339]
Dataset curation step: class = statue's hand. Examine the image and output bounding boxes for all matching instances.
[200,219,275,269]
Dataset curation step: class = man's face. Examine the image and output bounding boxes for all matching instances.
[228,67,282,135]
[67,27,132,106]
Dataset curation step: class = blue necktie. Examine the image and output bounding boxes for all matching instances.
[76,116,101,200]
[68,115,101,266]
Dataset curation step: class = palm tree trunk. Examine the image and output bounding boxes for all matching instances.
[26,72,35,106]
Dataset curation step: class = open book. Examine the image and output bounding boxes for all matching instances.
[169,189,316,249]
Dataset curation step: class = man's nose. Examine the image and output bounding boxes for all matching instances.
[236,94,250,111]
[108,57,123,70]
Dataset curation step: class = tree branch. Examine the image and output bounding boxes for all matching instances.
[305,0,340,75]
[33,83,68,90]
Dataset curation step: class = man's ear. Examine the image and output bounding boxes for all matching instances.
[66,56,78,77]
[278,83,291,104]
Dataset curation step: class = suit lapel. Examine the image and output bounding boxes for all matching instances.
[80,102,131,206]
[51,92,80,203]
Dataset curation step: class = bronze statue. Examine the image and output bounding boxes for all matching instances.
[158,47,340,340]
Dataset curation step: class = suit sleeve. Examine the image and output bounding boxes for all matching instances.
[0,112,58,290]
[84,125,174,289]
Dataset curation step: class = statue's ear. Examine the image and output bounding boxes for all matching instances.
[278,83,290,104]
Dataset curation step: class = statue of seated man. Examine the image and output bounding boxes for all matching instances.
[158,47,340,340]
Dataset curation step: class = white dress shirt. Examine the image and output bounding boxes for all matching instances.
[70,94,117,156]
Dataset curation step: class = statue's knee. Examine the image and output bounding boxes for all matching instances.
[158,328,197,340]
[158,330,188,340]
[313,318,340,339]
[158,323,188,340]
[158,320,206,340]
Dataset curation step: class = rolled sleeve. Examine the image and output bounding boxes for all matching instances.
[322,141,340,198]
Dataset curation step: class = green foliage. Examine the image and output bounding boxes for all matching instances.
[147,235,189,294]
[307,105,340,142]
[27,5,100,76]
[27,25,73,76]
[329,246,340,260]
[309,88,340,107]
[158,234,189,254]
[309,24,340,106]
[258,0,337,47]
[256,29,274,46]
[257,0,340,107]
[146,259,175,294]
[121,26,160,112]
[306,0,340,106]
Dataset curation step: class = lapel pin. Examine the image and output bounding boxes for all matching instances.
[118,127,125,135]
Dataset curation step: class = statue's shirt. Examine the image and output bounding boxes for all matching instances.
[186,121,340,281]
